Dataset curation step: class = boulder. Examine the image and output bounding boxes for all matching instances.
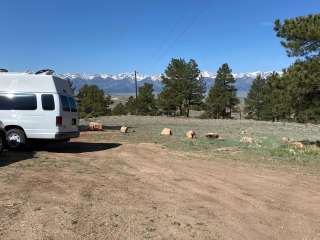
[282,137,290,143]
[240,130,247,135]
[120,126,129,133]
[89,122,103,131]
[205,133,219,139]
[186,130,196,139]
[290,141,305,150]
[161,128,172,136]
[240,136,254,144]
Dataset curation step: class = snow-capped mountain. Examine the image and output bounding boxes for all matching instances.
[196,71,277,79]
[61,71,279,97]
[61,72,164,96]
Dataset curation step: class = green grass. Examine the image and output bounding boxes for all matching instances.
[81,116,320,167]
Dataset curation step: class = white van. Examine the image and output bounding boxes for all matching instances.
[0,71,80,149]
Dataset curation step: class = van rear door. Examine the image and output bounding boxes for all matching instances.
[59,95,78,133]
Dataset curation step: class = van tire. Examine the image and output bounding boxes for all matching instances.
[6,128,26,150]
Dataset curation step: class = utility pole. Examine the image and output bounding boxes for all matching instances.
[134,70,138,99]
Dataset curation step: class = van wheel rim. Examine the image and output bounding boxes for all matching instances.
[8,133,21,147]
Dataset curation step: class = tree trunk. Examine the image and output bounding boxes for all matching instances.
[186,100,190,118]
[179,106,183,116]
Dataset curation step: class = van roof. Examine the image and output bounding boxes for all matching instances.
[0,72,73,95]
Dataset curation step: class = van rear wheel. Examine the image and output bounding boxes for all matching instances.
[6,129,26,150]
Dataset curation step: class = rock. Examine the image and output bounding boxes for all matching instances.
[186,130,196,139]
[89,122,103,131]
[240,130,247,135]
[290,141,305,150]
[161,128,172,136]
[205,133,219,139]
[240,136,254,144]
[282,137,290,143]
[120,126,129,133]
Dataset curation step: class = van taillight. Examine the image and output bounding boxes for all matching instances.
[56,116,63,126]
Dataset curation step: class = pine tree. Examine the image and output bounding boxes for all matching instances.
[283,57,320,123]
[112,103,128,116]
[135,83,157,115]
[274,14,320,57]
[158,88,177,116]
[205,75,227,118]
[77,85,111,118]
[104,94,113,115]
[125,96,137,115]
[246,73,291,121]
[161,58,205,117]
[245,75,269,120]
[273,13,320,123]
[205,64,239,118]
[266,72,290,121]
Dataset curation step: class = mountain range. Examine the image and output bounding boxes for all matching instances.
[60,71,278,97]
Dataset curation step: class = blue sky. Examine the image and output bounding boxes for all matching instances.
[0,0,319,74]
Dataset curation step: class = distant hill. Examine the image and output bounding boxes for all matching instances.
[60,71,279,97]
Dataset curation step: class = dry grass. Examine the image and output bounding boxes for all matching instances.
[82,116,320,167]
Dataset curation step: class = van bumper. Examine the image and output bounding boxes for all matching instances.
[55,131,80,140]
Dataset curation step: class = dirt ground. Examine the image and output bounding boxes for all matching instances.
[0,132,320,240]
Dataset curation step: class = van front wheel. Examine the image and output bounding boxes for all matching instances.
[6,129,26,150]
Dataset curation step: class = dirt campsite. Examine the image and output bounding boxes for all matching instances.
[1,116,320,239]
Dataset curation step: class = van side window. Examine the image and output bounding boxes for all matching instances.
[41,94,55,111]
[68,97,78,112]
[60,95,70,112]
[0,93,37,110]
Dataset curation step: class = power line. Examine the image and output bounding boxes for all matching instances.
[149,13,186,66]
[152,2,211,67]
[134,70,138,98]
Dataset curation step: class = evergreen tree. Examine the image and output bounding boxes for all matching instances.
[245,73,292,121]
[125,96,137,115]
[158,88,177,116]
[135,83,157,115]
[77,85,111,118]
[112,103,128,116]
[205,75,227,118]
[245,75,269,120]
[273,13,320,123]
[274,14,320,58]
[161,58,205,117]
[266,72,290,121]
[283,57,320,123]
[104,94,113,115]
[205,64,239,118]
